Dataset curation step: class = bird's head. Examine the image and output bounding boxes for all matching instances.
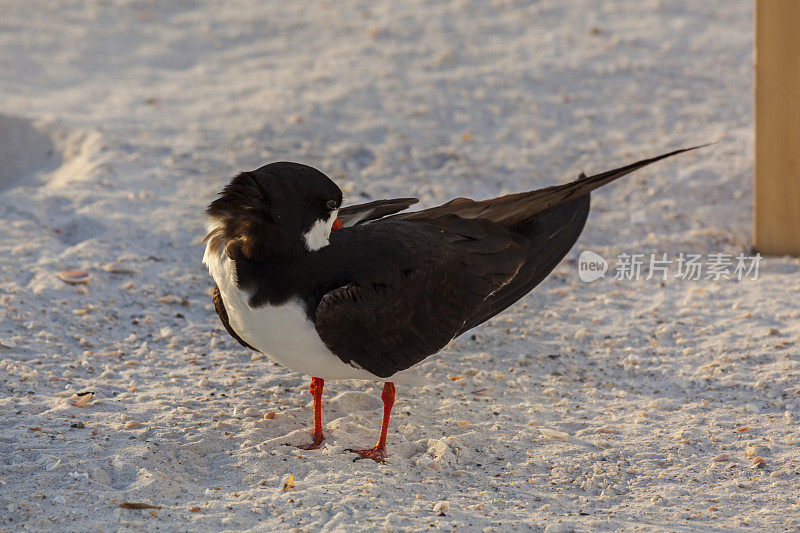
[204,162,343,263]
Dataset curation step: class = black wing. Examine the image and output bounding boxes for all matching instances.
[392,146,707,333]
[338,198,418,227]
[458,195,589,334]
[315,146,706,376]
[313,217,525,378]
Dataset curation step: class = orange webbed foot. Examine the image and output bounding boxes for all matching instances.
[348,446,387,463]
[297,435,324,450]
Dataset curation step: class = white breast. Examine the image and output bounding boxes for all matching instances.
[203,238,388,381]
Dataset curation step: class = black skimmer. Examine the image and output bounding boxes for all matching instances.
[203,146,704,462]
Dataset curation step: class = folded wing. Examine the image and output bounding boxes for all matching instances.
[458,195,589,334]
[392,146,705,333]
[319,146,705,373]
[313,217,525,377]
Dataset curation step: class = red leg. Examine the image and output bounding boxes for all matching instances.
[350,382,395,462]
[297,377,325,450]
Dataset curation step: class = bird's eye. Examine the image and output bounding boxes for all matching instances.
[325,199,338,211]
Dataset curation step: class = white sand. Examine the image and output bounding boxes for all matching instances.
[1,1,798,531]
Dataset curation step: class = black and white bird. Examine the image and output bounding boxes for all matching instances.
[203,146,702,462]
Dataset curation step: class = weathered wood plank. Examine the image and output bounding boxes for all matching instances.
[754,0,800,256]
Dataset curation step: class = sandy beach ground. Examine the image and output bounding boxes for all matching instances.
[2,1,799,531]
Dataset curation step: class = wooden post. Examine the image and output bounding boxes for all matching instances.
[754,0,800,256]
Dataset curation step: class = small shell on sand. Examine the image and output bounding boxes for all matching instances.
[57,270,90,285]
[124,420,141,429]
[646,398,676,410]
[243,408,260,418]
[539,428,570,439]
[103,261,138,274]
[156,294,187,305]
[67,392,94,407]
[711,453,730,462]
[746,445,770,457]
[263,412,276,419]
[751,456,766,468]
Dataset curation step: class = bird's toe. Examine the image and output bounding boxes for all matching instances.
[348,447,387,463]
[297,435,324,450]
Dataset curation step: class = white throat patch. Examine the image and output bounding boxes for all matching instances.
[302,209,338,251]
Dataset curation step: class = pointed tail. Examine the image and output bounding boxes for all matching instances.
[399,144,712,227]
[552,143,712,208]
